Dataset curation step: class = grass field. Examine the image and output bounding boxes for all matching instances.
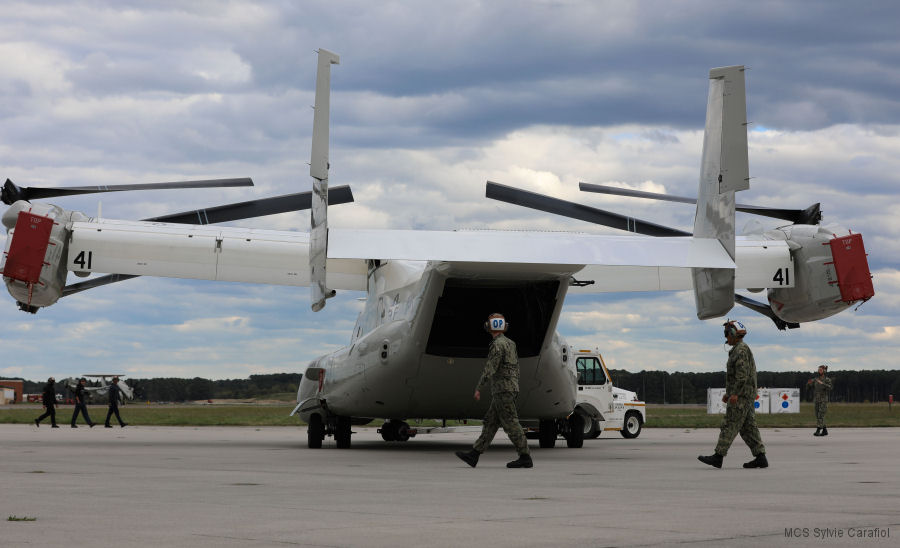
[2,402,898,428]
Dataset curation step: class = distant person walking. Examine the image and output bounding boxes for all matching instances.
[70,378,96,428]
[104,377,128,428]
[698,320,768,469]
[807,364,833,436]
[455,313,533,469]
[34,377,59,428]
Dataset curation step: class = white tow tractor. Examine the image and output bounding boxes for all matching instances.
[571,347,646,439]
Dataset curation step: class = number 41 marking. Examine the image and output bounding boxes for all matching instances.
[773,267,790,286]
[73,250,93,269]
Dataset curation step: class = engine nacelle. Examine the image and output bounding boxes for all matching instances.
[1,201,90,312]
[763,223,874,324]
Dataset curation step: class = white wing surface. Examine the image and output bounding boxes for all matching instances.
[68,222,790,294]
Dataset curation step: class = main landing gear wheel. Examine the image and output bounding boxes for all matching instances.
[566,413,585,448]
[307,414,324,449]
[621,411,642,439]
[335,416,352,448]
[538,419,557,449]
[380,420,412,442]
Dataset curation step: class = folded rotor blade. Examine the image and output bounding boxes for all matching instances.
[143,185,354,225]
[62,274,139,297]
[61,185,354,297]
[2,177,254,205]
[579,182,821,225]
[486,181,689,237]
[734,294,799,331]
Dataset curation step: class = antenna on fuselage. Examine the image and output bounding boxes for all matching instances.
[310,48,340,312]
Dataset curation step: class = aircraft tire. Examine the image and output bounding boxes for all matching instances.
[395,421,411,442]
[308,414,324,449]
[538,419,557,448]
[566,413,585,448]
[380,421,396,441]
[335,416,352,449]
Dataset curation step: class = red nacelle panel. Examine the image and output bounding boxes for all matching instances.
[829,233,875,303]
[2,211,54,284]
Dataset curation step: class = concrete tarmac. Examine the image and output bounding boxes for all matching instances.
[1,425,897,547]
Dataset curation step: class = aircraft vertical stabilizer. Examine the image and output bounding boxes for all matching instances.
[310,48,340,311]
[692,65,749,319]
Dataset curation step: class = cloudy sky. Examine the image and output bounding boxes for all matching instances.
[1,1,898,384]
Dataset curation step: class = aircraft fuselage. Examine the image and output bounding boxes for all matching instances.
[296,260,579,423]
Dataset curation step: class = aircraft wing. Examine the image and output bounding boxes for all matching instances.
[327,229,734,268]
[67,222,790,294]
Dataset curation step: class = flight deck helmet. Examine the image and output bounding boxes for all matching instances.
[484,313,509,333]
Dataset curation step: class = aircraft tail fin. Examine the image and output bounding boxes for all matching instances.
[310,48,340,312]
[691,65,749,319]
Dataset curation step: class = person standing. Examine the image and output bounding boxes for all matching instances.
[698,320,768,469]
[70,378,96,428]
[807,364,833,436]
[455,313,532,469]
[104,377,128,428]
[34,377,59,428]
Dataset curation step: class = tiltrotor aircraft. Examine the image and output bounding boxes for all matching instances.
[61,375,134,404]
[1,50,874,449]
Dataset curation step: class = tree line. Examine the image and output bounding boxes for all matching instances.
[14,370,899,404]
[19,373,301,402]
[607,369,900,404]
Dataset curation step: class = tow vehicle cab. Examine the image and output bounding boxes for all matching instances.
[572,348,646,439]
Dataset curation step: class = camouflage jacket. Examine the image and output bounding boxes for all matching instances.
[476,334,520,395]
[725,340,757,404]
[809,375,833,402]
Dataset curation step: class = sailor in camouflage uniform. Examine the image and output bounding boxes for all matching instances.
[455,313,533,469]
[807,364,833,436]
[699,320,768,469]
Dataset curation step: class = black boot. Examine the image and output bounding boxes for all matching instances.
[743,454,769,469]
[34,419,40,428]
[71,424,78,428]
[698,453,723,468]
[506,453,533,468]
[813,427,822,436]
[821,426,828,436]
[455,449,480,468]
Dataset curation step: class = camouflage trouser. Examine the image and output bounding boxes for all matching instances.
[473,392,530,455]
[715,401,766,457]
[815,400,828,428]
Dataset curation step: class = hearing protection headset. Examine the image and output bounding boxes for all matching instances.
[484,313,509,333]
[723,319,747,338]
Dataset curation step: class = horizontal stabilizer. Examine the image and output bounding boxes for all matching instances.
[327,228,733,269]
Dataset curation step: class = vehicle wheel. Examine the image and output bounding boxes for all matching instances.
[307,414,324,449]
[585,418,600,439]
[538,419,557,449]
[395,421,411,442]
[335,416,352,448]
[380,421,396,442]
[566,413,584,448]
[621,411,642,439]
